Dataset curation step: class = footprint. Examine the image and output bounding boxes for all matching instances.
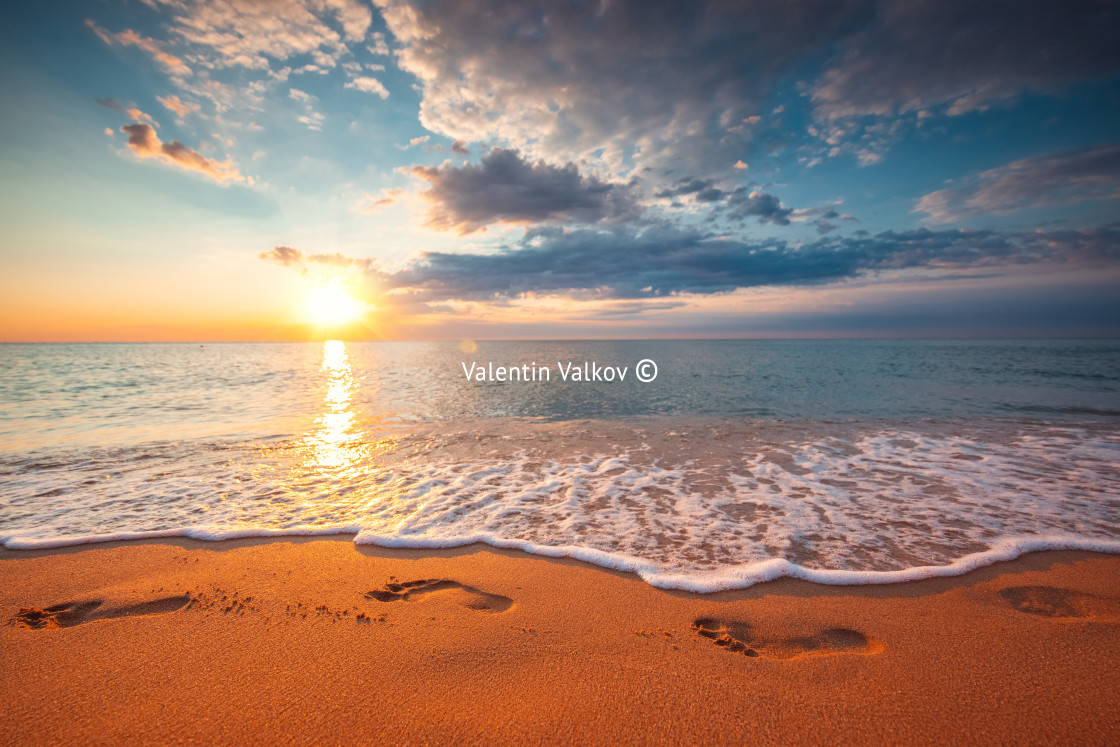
[693,618,759,657]
[365,579,512,613]
[10,600,104,629]
[10,594,190,630]
[999,586,1120,621]
[692,617,879,660]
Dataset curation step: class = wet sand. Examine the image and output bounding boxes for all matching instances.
[2,539,1119,744]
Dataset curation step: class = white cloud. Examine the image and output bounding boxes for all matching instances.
[126,107,159,128]
[289,88,325,130]
[345,76,390,99]
[367,31,390,56]
[139,0,371,71]
[157,94,200,118]
[85,19,191,77]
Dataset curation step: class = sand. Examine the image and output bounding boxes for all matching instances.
[2,538,1119,744]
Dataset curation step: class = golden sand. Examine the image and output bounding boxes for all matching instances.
[2,539,1119,744]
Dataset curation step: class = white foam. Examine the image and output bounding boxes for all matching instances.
[2,420,1119,591]
[5,524,1120,593]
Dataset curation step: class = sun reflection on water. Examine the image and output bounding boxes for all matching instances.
[312,340,359,470]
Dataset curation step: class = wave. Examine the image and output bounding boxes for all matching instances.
[4,524,1120,593]
[2,419,1118,592]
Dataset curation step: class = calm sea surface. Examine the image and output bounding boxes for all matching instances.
[2,340,1118,590]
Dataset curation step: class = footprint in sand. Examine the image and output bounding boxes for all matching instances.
[999,586,1120,622]
[10,595,191,630]
[692,617,880,660]
[365,579,513,613]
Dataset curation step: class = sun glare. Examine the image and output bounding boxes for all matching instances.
[304,283,364,327]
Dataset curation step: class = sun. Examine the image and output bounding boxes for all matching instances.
[304,282,365,327]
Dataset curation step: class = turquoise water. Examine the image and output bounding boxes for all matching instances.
[1,340,1118,590]
[2,340,1119,449]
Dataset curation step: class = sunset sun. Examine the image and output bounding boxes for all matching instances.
[304,283,364,327]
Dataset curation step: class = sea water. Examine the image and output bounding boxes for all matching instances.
[1,340,1118,591]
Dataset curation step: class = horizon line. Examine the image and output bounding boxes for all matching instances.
[4,335,1120,344]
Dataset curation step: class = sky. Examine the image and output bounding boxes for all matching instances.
[1,0,1119,341]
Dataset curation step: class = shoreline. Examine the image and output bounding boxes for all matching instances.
[7,529,1120,593]
[3,539,1119,743]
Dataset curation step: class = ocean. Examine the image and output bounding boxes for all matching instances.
[2,339,1119,591]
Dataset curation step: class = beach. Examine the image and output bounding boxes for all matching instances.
[3,539,1118,744]
[3,341,1118,743]
[5,0,1120,740]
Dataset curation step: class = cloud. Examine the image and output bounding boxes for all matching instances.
[916,144,1120,222]
[298,113,325,130]
[137,0,371,71]
[289,88,325,130]
[87,20,193,77]
[577,300,690,319]
[375,0,872,178]
[97,98,160,127]
[345,76,390,98]
[396,134,430,150]
[375,222,1120,301]
[120,123,243,184]
[87,1,381,119]
[367,32,390,55]
[813,0,1120,121]
[720,189,793,225]
[408,147,642,233]
[157,95,200,118]
[359,188,403,213]
[258,245,374,272]
[655,178,725,203]
[259,245,304,267]
[126,108,159,128]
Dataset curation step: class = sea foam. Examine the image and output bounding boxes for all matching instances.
[3,419,1118,591]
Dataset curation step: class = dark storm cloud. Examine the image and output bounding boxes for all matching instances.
[813,0,1120,120]
[409,148,642,233]
[916,144,1120,222]
[379,222,1120,301]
